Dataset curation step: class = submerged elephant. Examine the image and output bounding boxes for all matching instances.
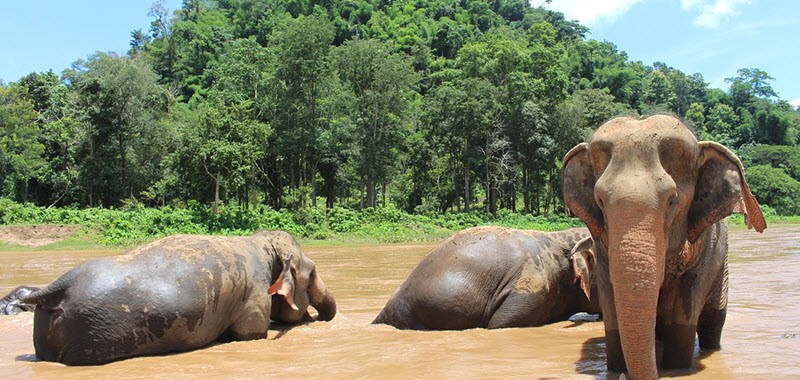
[562,115,766,379]
[22,230,336,365]
[1,286,40,315]
[372,226,600,330]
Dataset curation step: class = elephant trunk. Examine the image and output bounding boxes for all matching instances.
[309,272,337,321]
[608,213,665,380]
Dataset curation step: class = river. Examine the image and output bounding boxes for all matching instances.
[0,226,798,378]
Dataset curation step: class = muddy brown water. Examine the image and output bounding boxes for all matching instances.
[1,226,798,379]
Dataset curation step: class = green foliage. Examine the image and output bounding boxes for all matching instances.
[0,198,585,246]
[740,144,800,180]
[744,165,800,215]
[0,84,45,201]
[3,0,800,223]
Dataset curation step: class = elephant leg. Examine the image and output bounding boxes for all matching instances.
[697,307,725,349]
[697,259,728,350]
[32,307,59,362]
[660,323,697,369]
[658,283,704,369]
[229,304,270,341]
[487,293,547,329]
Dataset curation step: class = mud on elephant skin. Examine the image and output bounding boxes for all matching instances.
[22,230,336,365]
[1,286,40,315]
[372,226,600,330]
[562,115,766,379]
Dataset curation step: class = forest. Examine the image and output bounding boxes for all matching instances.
[2,0,800,226]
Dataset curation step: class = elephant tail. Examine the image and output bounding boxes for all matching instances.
[22,267,81,305]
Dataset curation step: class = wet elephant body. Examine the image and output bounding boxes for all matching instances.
[23,231,336,365]
[562,115,766,379]
[0,286,40,315]
[373,227,599,330]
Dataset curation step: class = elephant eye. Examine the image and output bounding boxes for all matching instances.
[668,192,678,206]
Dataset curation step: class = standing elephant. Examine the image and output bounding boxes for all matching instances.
[372,226,600,330]
[22,230,336,365]
[1,286,40,315]
[561,115,766,379]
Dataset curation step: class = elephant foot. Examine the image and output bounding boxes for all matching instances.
[660,324,696,369]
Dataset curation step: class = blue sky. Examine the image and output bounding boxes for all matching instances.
[0,0,182,83]
[1,1,797,107]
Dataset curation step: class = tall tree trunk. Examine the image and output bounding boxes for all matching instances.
[464,169,470,212]
[488,182,497,215]
[509,181,516,212]
[359,180,365,209]
[250,162,258,209]
[310,160,317,208]
[367,177,377,208]
[89,137,96,207]
[381,182,387,208]
[119,136,128,201]
[213,172,220,215]
[523,169,530,214]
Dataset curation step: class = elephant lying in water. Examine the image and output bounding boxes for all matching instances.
[373,227,600,330]
[22,230,336,365]
[1,286,40,315]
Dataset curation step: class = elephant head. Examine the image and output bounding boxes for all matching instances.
[561,115,765,379]
[256,231,337,324]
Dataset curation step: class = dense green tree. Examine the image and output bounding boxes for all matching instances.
[269,14,336,208]
[0,84,45,201]
[685,102,707,137]
[5,0,800,217]
[172,92,270,213]
[171,1,233,100]
[641,69,674,111]
[705,103,739,147]
[740,144,800,181]
[425,77,500,212]
[334,39,419,208]
[65,52,172,207]
[16,71,81,206]
[745,164,800,215]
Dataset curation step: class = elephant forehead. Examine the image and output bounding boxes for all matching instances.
[591,117,699,163]
[594,116,697,144]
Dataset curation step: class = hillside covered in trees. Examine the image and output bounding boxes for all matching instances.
[2,0,800,219]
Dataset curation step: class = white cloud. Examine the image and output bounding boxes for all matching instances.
[536,0,644,26]
[681,0,752,28]
[791,99,800,110]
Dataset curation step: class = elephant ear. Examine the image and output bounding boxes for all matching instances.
[688,141,767,243]
[570,236,595,301]
[268,253,300,311]
[562,143,604,238]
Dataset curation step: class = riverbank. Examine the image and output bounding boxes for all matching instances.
[1,197,795,250]
[0,215,796,251]
[0,198,588,249]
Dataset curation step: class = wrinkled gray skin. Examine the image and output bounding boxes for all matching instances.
[22,230,336,366]
[0,286,40,315]
[562,115,766,379]
[372,227,600,330]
